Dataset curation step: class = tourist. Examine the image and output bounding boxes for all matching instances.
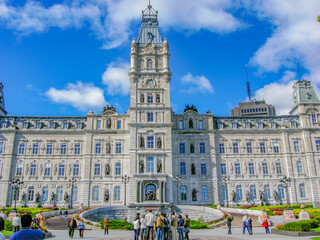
[227,215,233,234]
[0,208,7,221]
[103,216,109,235]
[78,219,85,239]
[163,213,170,240]
[10,214,46,240]
[242,214,248,234]
[140,214,147,240]
[12,214,21,233]
[248,217,253,235]
[184,215,190,240]
[177,214,184,240]
[36,210,45,227]
[262,218,270,234]
[0,217,5,240]
[67,216,77,239]
[156,213,165,240]
[171,212,177,240]
[134,215,141,240]
[145,210,156,240]
[58,208,62,219]
[64,210,68,221]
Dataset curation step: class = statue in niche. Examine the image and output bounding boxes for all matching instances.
[232,191,237,202]
[189,119,193,129]
[64,192,69,203]
[21,192,26,202]
[50,192,55,203]
[139,136,145,148]
[259,190,265,202]
[157,161,162,173]
[140,94,145,103]
[106,143,111,154]
[40,164,43,176]
[191,163,196,175]
[271,162,275,174]
[107,118,111,129]
[105,164,110,176]
[157,138,162,149]
[145,188,156,201]
[273,190,279,202]
[246,191,251,203]
[192,189,197,201]
[25,164,29,175]
[35,192,41,203]
[156,94,160,103]
[104,190,109,202]
[139,160,144,173]
[230,163,234,175]
[68,164,72,175]
[190,144,194,153]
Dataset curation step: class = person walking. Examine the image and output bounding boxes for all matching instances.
[58,209,62,220]
[10,214,46,240]
[262,218,270,234]
[64,210,68,221]
[145,210,156,240]
[0,217,5,240]
[134,215,141,240]
[67,216,77,239]
[156,213,165,240]
[177,214,184,240]
[78,219,85,239]
[163,213,170,240]
[171,212,177,240]
[104,217,109,235]
[140,214,147,240]
[12,214,21,233]
[242,214,248,234]
[184,215,190,240]
[227,215,233,234]
[247,217,253,235]
[0,208,7,221]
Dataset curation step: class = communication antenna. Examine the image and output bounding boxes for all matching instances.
[297,62,302,81]
[245,66,252,101]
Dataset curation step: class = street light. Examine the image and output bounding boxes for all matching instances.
[222,176,230,207]
[279,175,291,208]
[173,175,181,205]
[69,177,77,209]
[9,177,24,211]
[122,174,130,206]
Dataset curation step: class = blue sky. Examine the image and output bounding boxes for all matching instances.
[0,0,320,116]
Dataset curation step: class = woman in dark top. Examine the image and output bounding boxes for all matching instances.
[248,217,253,235]
[227,215,233,234]
[177,215,184,240]
[184,215,190,240]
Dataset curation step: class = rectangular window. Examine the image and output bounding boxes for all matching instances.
[199,120,203,129]
[219,143,225,154]
[97,120,101,129]
[246,142,252,154]
[262,162,268,175]
[260,142,266,153]
[217,122,223,129]
[116,142,122,154]
[297,161,303,174]
[32,143,39,155]
[117,120,121,129]
[94,163,101,176]
[147,112,153,122]
[233,142,239,154]
[179,120,183,130]
[316,140,320,151]
[312,115,317,123]
[0,142,3,154]
[199,143,205,153]
[22,122,28,129]
[294,141,300,153]
[59,164,65,176]
[16,163,23,176]
[30,163,36,176]
[221,163,226,175]
[49,122,55,129]
[276,162,282,174]
[180,162,186,175]
[258,122,263,129]
[63,122,69,129]
[147,157,154,173]
[235,163,241,175]
[44,164,51,176]
[271,122,276,128]
[179,143,185,154]
[147,94,153,103]
[76,122,82,129]
[74,143,81,155]
[273,142,279,153]
[60,143,67,155]
[35,122,41,129]
[95,142,101,154]
[147,136,154,149]
[232,122,237,129]
[73,164,79,176]
[46,143,53,155]
[201,163,207,175]
[245,122,250,129]
[248,162,254,175]
[18,143,25,155]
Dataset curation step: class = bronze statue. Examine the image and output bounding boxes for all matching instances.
[105,164,111,175]
[50,192,55,203]
[146,188,156,201]
[35,192,41,203]
[139,160,144,173]
[232,191,236,202]
[192,189,198,201]
[64,192,69,203]
[157,161,162,173]
[156,94,160,103]
[104,190,109,202]
[189,119,193,129]
[191,163,196,175]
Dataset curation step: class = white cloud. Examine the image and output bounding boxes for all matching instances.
[46,81,107,111]
[102,62,130,96]
[181,73,214,94]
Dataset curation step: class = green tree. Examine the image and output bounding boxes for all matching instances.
[318,15,320,22]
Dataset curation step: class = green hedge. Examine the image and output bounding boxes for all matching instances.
[4,221,13,231]
[279,219,318,232]
[189,220,208,229]
[99,219,133,230]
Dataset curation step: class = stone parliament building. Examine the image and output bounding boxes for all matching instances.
[1,4,320,208]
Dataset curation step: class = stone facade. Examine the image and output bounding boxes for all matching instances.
[0,4,320,208]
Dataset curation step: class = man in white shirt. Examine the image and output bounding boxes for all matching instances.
[12,214,21,233]
[242,214,248,234]
[145,210,156,240]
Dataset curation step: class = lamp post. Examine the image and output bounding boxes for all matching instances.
[222,176,230,207]
[122,174,130,206]
[9,177,24,211]
[280,175,291,208]
[173,175,181,205]
[69,177,77,209]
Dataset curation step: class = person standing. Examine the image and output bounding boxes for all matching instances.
[140,214,147,240]
[177,214,184,240]
[171,212,177,240]
[184,215,190,240]
[78,219,85,239]
[0,217,5,240]
[12,214,21,233]
[156,213,165,240]
[104,217,109,235]
[64,210,68,221]
[0,208,7,221]
[67,216,77,239]
[247,217,253,235]
[262,218,270,234]
[163,213,170,240]
[242,214,248,234]
[226,215,233,234]
[58,209,62,220]
[10,214,46,240]
[145,210,156,240]
[134,215,141,240]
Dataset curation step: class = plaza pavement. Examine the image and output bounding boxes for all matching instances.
[49,227,315,240]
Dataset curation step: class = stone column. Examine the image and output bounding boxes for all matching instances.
[136,181,140,203]
[140,181,143,203]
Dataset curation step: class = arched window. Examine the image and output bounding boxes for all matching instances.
[42,187,48,202]
[180,186,187,200]
[114,186,120,201]
[297,160,303,174]
[250,185,256,199]
[278,184,285,199]
[147,59,152,70]
[236,185,242,200]
[264,185,271,200]
[222,186,227,201]
[72,187,78,202]
[202,186,208,200]
[92,186,99,201]
[299,183,306,198]
[56,187,63,202]
[190,144,194,153]
[28,187,34,201]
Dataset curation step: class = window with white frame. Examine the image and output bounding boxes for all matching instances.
[44,163,51,176]
[222,186,227,201]
[73,164,79,176]
[278,184,285,199]
[42,187,48,202]
[92,186,99,201]
[294,141,300,153]
[276,162,282,174]
[219,143,225,154]
[273,142,279,153]
[201,163,207,175]
[246,142,252,154]
[22,122,28,129]
[147,59,152,69]
[312,114,317,123]
[30,163,36,176]
[147,157,154,173]
[180,162,186,175]
[115,163,121,175]
[232,122,237,129]
[16,163,23,176]
[72,187,78,202]
[0,142,3,154]
[245,122,250,129]
[233,142,239,153]
[270,122,276,128]
[264,185,271,199]
[95,142,101,154]
[18,143,25,155]
[248,162,255,175]
[56,187,63,201]
[63,122,69,129]
[316,140,320,151]
[179,143,185,154]
[74,143,81,155]
[202,186,208,200]
[58,164,65,176]
[217,122,223,129]
[250,185,256,199]
[199,120,203,129]
[76,122,82,129]
[97,120,101,129]
[147,94,153,103]
[297,160,303,174]
[46,143,52,155]
[236,185,242,200]
[28,187,34,201]
[94,163,101,176]
[35,122,41,129]
[117,120,121,129]
[180,186,187,200]
[199,143,205,153]
[299,183,306,198]
[178,120,183,130]
[262,162,268,175]
[60,143,67,155]
[32,143,39,155]
[49,122,55,129]
[235,162,241,175]
[147,136,154,149]
[147,112,153,122]
[260,142,266,153]
[221,163,226,175]
[114,186,120,200]
[116,142,122,153]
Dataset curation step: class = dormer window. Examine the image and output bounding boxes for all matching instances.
[245,122,250,129]
[147,59,152,70]
[232,122,237,129]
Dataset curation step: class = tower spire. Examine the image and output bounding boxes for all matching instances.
[245,66,252,102]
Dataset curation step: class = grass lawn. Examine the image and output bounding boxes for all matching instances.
[311,238,320,240]
[2,230,13,236]
[311,227,320,231]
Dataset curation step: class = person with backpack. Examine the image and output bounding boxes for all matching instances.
[227,215,233,234]
[63,210,68,221]
[177,214,184,240]
[133,214,141,240]
[184,215,190,240]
